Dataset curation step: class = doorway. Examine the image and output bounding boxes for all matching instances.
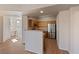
[3,16,22,42]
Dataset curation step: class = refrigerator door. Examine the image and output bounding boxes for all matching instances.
[48,24,56,39]
[52,24,55,38]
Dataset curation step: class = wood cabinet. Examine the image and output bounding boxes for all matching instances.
[28,19,38,30]
[37,21,56,30]
[28,19,56,31]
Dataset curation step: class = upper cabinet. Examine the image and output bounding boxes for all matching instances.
[28,19,56,31]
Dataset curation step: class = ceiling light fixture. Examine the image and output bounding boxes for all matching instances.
[17,20,20,23]
[40,10,44,14]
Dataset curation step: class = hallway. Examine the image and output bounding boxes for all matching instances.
[44,38,69,54]
[44,39,58,53]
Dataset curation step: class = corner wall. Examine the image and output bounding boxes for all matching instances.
[70,6,79,53]
[57,6,79,54]
[22,16,28,43]
[0,16,3,43]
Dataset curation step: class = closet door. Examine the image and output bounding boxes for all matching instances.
[57,10,70,51]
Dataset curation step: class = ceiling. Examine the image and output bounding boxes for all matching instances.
[0,4,54,16]
[27,4,79,17]
[0,4,79,16]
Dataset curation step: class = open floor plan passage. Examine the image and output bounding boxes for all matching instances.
[0,4,79,54]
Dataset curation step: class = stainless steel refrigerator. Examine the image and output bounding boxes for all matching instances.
[48,23,56,39]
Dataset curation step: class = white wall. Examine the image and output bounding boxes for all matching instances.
[70,6,79,53]
[57,6,79,54]
[25,30,43,54]
[57,10,70,52]
[3,16,10,42]
[22,16,28,30]
[22,16,28,43]
[0,16,3,43]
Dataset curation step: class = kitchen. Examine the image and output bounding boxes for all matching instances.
[24,15,57,53]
